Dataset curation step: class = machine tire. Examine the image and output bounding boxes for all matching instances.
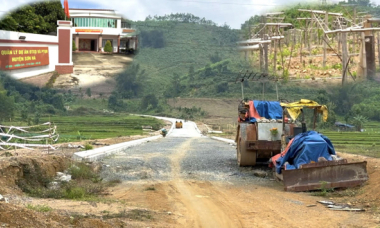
[237,137,257,166]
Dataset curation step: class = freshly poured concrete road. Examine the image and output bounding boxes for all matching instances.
[167,121,202,138]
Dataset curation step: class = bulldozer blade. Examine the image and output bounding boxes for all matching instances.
[282,160,368,192]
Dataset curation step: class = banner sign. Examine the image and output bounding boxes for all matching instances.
[0,47,49,70]
[75,29,103,33]
[122,29,135,33]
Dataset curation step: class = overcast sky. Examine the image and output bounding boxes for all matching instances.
[1,0,380,29]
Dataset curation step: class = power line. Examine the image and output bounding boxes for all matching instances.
[163,0,276,6]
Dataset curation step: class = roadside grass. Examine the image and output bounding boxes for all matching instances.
[26,204,52,212]
[17,162,121,202]
[145,186,156,191]
[102,209,153,221]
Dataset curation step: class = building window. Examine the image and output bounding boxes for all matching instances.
[73,18,117,28]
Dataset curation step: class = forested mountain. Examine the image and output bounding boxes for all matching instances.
[114,13,245,99]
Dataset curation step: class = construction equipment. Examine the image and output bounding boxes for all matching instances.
[236,99,368,191]
[235,100,286,167]
[175,121,183,129]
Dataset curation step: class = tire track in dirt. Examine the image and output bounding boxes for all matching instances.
[169,138,243,228]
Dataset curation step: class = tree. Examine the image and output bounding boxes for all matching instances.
[104,40,113,53]
[116,64,147,98]
[108,92,124,111]
[31,0,66,34]
[0,0,65,34]
[209,51,222,63]
[140,30,165,48]
[86,88,92,97]
[0,91,15,121]
[0,15,18,31]
[352,115,368,131]
[141,94,158,110]
[215,82,228,93]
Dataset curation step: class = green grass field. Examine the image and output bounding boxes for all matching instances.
[4,114,165,143]
[320,121,380,157]
[46,115,164,142]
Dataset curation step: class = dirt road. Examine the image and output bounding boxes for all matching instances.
[101,121,379,228]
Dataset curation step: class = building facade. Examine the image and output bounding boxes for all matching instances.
[70,9,137,53]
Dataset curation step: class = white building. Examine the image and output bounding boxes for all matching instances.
[70,8,137,53]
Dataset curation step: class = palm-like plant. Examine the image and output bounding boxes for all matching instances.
[352,115,368,132]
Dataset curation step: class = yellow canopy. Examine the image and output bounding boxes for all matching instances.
[280,99,328,122]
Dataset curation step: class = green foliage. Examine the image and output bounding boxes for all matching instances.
[0,90,15,121]
[130,16,239,98]
[140,30,165,48]
[17,162,108,201]
[72,40,77,51]
[26,204,52,212]
[32,0,66,34]
[33,112,40,124]
[209,51,222,63]
[104,40,113,53]
[352,115,368,131]
[350,94,380,121]
[281,48,291,57]
[0,0,65,34]
[141,94,158,110]
[311,181,334,196]
[108,92,125,111]
[85,88,92,97]
[0,15,18,31]
[115,64,147,98]
[28,114,165,142]
[332,63,342,70]
[84,144,93,150]
[215,82,228,93]
[45,71,59,88]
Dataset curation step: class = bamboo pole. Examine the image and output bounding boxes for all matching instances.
[362,32,367,78]
[341,32,348,85]
[377,32,380,67]
[323,11,328,68]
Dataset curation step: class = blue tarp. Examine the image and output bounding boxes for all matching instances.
[275,131,336,174]
[335,122,354,128]
[250,101,282,123]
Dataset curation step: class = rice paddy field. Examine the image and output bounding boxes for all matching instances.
[47,115,165,142]
[3,114,165,143]
[320,121,380,158]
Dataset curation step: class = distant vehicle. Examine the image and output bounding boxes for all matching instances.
[160,128,167,137]
[175,121,183,129]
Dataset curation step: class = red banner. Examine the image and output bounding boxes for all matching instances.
[0,47,49,70]
[75,29,103,33]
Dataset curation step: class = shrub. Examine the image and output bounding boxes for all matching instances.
[332,63,342,70]
[45,71,59,88]
[104,40,113,53]
[84,144,93,150]
[72,40,77,51]
[26,204,52,212]
[64,186,86,199]
[68,163,98,180]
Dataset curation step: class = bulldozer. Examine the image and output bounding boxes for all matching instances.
[235,99,368,192]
